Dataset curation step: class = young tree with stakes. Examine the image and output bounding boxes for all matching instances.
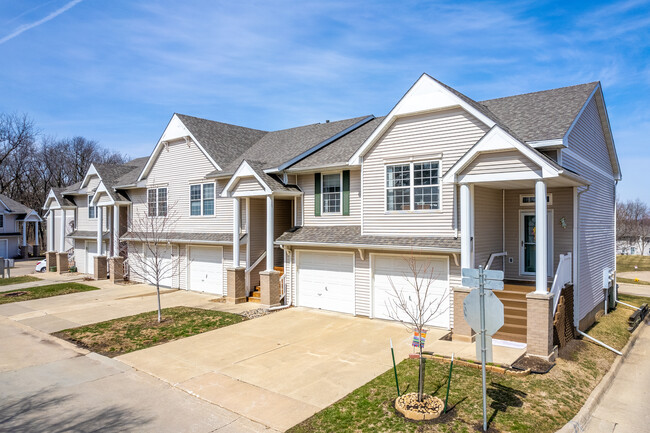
[385,255,449,402]
[126,200,181,323]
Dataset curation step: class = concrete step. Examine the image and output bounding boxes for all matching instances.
[247,297,261,303]
[493,330,527,343]
[251,291,261,298]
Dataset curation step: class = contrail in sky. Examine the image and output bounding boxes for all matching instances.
[0,0,84,45]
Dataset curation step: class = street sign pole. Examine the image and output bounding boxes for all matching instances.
[479,265,487,432]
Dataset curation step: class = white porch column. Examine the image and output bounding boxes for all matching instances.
[113,205,119,257]
[535,179,548,294]
[34,221,39,246]
[59,209,66,252]
[233,198,241,268]
[48,212,54,251]
[460,183,472,270]
[97,206,103,255]
[22,221,27,246]
[266,195,274,271]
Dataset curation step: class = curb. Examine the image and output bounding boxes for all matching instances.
[556,321,646,433]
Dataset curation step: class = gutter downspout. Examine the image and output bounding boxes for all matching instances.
[574,184,621,355]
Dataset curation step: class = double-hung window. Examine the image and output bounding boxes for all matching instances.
[386,161,439,211]
[147,187,168,217]
[322,173,341,214]
[88,195,97,219]
[190,183,215,216]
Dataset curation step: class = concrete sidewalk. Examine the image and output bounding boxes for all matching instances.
[0,316,274,433]
[583,320,650,433]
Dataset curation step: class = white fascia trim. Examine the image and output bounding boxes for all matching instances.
[138,114,222,182]
[42,190,59,210]
[562,84,621,180]
[527,139,565,148]
[275,240,461,254]
[220,161,272,197]
[442,125,559,184]
[348,74,496,166]
[81,163,100,189]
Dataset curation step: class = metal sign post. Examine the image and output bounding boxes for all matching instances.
[462,265,504,432]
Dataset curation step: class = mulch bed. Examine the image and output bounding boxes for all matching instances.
[511,356,555,374]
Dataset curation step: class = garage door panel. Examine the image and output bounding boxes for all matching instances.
[297,251,354,315]
[189,246,223,295]
[373,255,449,328]
[86,241,97,274]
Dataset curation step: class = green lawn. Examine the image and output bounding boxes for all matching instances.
[53,307,246,357]
[618,277,650,285]
[617,254,650,272]
[289,294,645,433]
[0,282,98,304]
[0,275,40,286]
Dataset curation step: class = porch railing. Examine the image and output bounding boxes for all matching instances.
[551,252,573,315]
[485,251,507,270]
[245,251,266,296]
[279,272,286,303]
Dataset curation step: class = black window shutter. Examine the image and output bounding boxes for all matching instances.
[314,173,321,216]
[342,170,350,216]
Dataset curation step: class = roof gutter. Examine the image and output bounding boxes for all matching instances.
[274,240,461,254]
[266,115,375,174]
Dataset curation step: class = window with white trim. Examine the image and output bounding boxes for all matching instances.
[88,195,97,219]
[520,193,553,206]
[386,161,439,211]
[190,183,215,216]
[147,187,168,217]
[322,173,341,213]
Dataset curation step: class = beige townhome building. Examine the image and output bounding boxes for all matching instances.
[0,193,43,259]
[43,74,620,360]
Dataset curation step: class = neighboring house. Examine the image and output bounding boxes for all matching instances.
[0,193,43,259]
[617,237,650,255]
[43,74,620,360]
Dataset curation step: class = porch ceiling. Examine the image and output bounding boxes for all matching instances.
[472,173,586,190]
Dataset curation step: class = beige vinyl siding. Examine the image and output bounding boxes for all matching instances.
[362,108,489,236]
[299,170,361,225]
[240,199,247,233]
[179,245,188,290]
[273,199,292,267]
[126,242,144,283]
[460,150,541,176]
[97,194,113,206]
[568,97,614,174]
[138,139,233,233]
[473,186,504,270]
[502,187,574,280]
[564,105,615,321]
[355,250,370,316]
[295,196,303,226]
[233,177,266,194]
[248,198,266,288]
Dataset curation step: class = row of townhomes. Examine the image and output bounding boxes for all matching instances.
[42,74,621,360]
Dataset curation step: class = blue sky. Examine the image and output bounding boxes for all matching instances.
[1,0,649,202]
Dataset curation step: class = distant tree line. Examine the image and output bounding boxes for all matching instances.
[617,198,650,255]
[0,112,127,244]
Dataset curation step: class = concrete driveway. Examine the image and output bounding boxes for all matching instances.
[117,307,422,431]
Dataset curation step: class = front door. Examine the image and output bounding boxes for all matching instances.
[520,211,553,277]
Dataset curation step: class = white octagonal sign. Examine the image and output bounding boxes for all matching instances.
[463,289,504,336]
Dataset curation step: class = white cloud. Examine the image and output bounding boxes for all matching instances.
[0,0,84,45]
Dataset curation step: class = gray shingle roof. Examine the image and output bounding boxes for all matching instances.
[0,193,33,214]
[241,161,301,193]
[214,116,371,176]
[480,82,598,142]
[289,117,385,170]
[176,114,267,169]
[275,226,461,251]
[121,231,237,245]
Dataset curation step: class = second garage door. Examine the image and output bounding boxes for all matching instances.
[297,251,354,314]
[188,246,223,295]
[372,255,450,329]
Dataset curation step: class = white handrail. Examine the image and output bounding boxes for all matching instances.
[551,252,573,315]
[245,251,267,295]
[485,252,507,270]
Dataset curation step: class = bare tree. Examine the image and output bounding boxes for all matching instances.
[126,203,181,323]
[617,199,650,255]
[385,255,449,401]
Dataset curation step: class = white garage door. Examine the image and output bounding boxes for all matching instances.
[188,246,223,295]
[297,251,354,314]
[372,255,450,329]
[86,241,97,274]
[144,245,173,288]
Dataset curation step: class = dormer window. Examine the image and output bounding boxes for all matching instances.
[88,195,97,219]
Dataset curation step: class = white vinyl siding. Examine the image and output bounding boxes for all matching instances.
[132,139,233,232]
[299,170,361,226]
[362,108,489,236]
[567,97,615,174]
[459,150,541,177]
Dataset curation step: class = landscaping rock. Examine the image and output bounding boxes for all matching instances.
[240,308,272,320]
[395,393,443,421]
